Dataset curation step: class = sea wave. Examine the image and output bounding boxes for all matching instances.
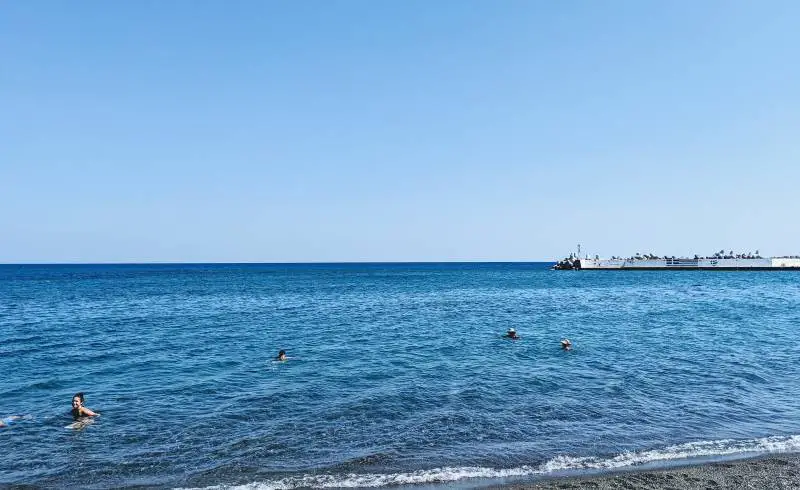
[187,434,800,489]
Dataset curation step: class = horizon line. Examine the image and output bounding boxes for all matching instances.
[0,260,558,266]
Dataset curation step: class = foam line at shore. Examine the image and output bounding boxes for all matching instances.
[187,434,800,489]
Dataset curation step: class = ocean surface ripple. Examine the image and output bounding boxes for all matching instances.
[2,263,800,488]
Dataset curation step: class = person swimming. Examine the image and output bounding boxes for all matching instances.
[503,328,520,340]
[71,392,99,420]
[276,350,288,361]
[560,339,572,351]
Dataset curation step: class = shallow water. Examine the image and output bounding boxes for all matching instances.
[2,263,800,488]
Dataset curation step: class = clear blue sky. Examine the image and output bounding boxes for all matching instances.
[3,1,799,262]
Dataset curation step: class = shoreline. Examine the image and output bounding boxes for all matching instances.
[490,453,800,489]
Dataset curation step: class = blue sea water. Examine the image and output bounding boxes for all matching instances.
[2,263,800,489]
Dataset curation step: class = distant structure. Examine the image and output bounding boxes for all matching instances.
[553,249,800,270]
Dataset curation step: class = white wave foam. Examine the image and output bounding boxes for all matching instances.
[184,434,800,490]
[540,434,800,473]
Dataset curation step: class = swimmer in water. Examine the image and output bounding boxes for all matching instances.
[276,350,288,361]
[560,339,572,351]
[503,328,520,340]
[71,392,99,420]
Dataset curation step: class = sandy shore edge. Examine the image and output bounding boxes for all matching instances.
[489,453,800,489]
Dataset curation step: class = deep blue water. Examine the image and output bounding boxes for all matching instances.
[2,263,800,489]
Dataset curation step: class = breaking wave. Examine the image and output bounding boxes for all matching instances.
[186,434,800,489]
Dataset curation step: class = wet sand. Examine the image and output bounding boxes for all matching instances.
[495,454,800,489]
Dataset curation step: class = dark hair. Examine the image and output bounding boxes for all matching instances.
[278,350,286,356]
[73,392,85,402]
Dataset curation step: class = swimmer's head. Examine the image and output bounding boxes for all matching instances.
[560,339,572,349]
[72,393,84,407]
[508,328,516,334]
[277,350,287,360]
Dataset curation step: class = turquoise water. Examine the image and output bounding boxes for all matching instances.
[2,263,800,488]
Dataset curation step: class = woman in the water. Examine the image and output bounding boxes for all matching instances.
[276,350,288,361]
[71,392,99,420]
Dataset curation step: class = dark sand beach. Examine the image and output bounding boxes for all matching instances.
[495,454,800,489]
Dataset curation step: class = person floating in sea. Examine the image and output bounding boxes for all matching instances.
[276,350,288,361]
[560,339,572,351]
[503,328,520,340]
[71,392,99,420]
